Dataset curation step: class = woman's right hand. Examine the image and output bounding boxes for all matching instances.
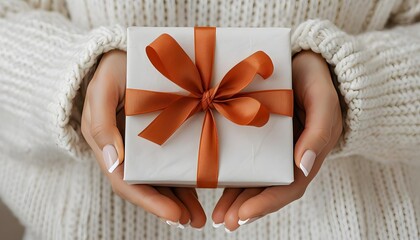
[81,50,206,230]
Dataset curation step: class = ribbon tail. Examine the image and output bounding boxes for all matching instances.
[125,89,184,115]
[213,97,270,127]
[238,90,294,117]
[139,97,199,145]
[197,110,219,188]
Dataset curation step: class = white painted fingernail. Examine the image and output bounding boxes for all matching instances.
[166,220,179,227]
[224,227,233,233]
[177,224,185,229]
[108,160,119,173]
[300,150,316,177]
[161,218,184,229]
[103,145,119,173]
[238,218,249,225]
[193,226,204,231]
[181,219,191,228]
[238,216,260,225]
[212,221,224,228]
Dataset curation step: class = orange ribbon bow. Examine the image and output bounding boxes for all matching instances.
[125,27,293,188]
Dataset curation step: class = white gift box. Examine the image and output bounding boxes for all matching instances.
[124,27,294,187]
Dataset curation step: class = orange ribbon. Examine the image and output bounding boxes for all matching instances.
[125,27,293,188]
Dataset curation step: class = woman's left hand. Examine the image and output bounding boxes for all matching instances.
[211,50,343,232]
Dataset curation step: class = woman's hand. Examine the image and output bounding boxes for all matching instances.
[81,50,206,230]
[211,50,343,232]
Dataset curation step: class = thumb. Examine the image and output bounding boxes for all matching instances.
[92,125,124,173]
[88,76,125,173]
[294,85,334,177]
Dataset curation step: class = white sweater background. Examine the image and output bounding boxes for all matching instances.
[0,0,419,239]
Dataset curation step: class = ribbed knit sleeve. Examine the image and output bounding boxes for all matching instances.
[292,19,420,165]
[0,1,126,161]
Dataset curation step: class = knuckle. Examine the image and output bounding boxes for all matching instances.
[90,124,104,139]
[110,180,123,197]
[90,123,113,141]
[260,191,281,208]
[86,74,102,92]
[313,128,331,146]
[327,90,339,102]
[294,187,307,200]
[257,190,285,214]
[86,80,97,96]
[224,210,238,226]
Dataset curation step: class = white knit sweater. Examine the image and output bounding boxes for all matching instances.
[0,0,419,239]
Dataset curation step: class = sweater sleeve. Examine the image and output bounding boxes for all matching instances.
[0,1,126,161]
[291,19,420,165]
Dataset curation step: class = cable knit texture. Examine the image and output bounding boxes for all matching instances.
[292,20,420,165]
[0,0,419,239]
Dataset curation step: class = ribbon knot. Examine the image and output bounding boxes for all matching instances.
[125,27,293,188]
[201,89,215,111]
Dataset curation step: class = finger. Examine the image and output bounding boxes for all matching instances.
[88,67,125,172]
[237,182,302,223]
[294,81,337,177]
[116,103,126,139]
[121,185,182,222]
[223,188,264,232]
[173,188,206,229]
[82,101,122,175]
[238,143,335,222]
[211,188,243,227]
[293,107,305,145]
[238,187,295,222]
[106,171,182,223]
[83,100,184,225]
[155,187,191,228]
[298,104,343,180]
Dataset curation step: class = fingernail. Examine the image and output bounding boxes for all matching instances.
[181,219,191,228]
[300,150,316,177]
[192,226,204,231]
[238,218,249,225]
[158,218,179,228]
[177,223,185,229]
[103,145,119,173]
[164,219,187,229]
[166,220,180,227]
[238,216,260,225]
[212,221,224,228]
[224,227,233,233]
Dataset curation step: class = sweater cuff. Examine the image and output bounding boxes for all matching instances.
[291,19,357,157]
[57,25,126,160]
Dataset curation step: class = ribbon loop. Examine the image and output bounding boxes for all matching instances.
[215,51,274,99]
[146,34,203,96]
